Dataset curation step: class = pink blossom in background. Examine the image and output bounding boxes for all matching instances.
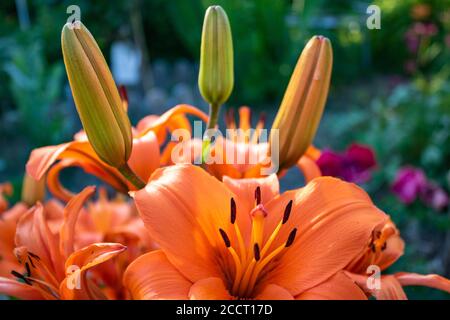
[392,167,427,204]
[392,166,449,211]
[316,143,376,183]
[420,183,449,211]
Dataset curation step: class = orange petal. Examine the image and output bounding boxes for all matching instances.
[0,277,45,300]
[26,143,71,180]
[376,276,407,300]
[395,272,450,294]
[123,250,192,300]
[60,243,126,300]
[132,165,234,282]
[343,271,408,300]
[136,104,209,141]
[59,186,96,259]
[128,131,160,183]
[189,277,232,300]
[15,203,65,282]
[27,141,128,201]
[297,154,322,183]
[296,271,367,300]
[255,284,294,300]
[262,177,387,296]
[46,159,78,202]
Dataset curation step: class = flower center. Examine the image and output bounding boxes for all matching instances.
[218,186,297,298]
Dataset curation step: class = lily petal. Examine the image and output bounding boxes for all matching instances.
[60,243,126,299]
[132,165,234,282]
[28,141,128,201]
[136,104,209,142]
[128,131,160,183]
[0,277,45,300]
[59,186,96,259]
[123,250,191,300]
[262,177,387,296]
[296,271,367,300]
[189,277,232,300]
[255,284,294,300]
[15,203,65,281]
[297,154,322,183]
[395,272,450,294]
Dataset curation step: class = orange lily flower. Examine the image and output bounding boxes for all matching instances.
[26,104,208,202]
[75,188,155,298]
[124,164,392,300]
[203,106,270,180]
[201,106,321,182]
[0,187,126,300]
[344,219,450,299]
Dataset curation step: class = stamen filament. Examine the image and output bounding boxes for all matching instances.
[228,247,243,294]
[259,220,282,258]
[234,223,247,262]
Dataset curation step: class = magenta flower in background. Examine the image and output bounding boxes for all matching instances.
[316,143,376,183]
[392,166,449,211]
[392,167,427,204]
[420,183,449,211]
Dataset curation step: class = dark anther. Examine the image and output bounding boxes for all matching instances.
[282,200,293,224]
[254,243,261,261]
[11,270,32,285]
[230,198,236,224]
[219,228,231,248]
[381,242,387,251]
[285,228,298,247]
[28,252,40,260]
[27,256,36,268]
[255,186,261,205]
[25,262,31,277]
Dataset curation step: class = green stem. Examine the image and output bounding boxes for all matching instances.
[206,103,220,130]
[118,163,146,189]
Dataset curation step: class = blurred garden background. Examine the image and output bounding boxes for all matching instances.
[0,0,449,299]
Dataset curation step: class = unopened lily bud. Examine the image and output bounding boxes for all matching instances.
[271,36,332,170]
[61,22,132,168]
[198,5,234,107]
[21,173,46,206]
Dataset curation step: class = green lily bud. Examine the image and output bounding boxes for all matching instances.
[198,5,234,110]
[271,36,333,170]
[61,22,132,168]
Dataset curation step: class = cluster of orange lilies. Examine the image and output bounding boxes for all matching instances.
[0,6,449,300]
